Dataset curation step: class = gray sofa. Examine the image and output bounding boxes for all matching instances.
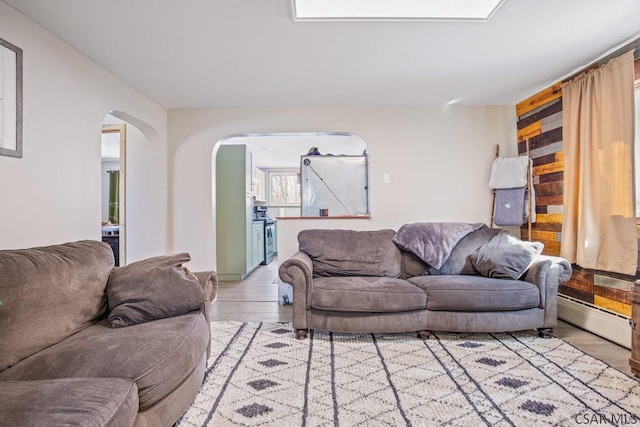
[0,240,217,426]
[279,227,572,339]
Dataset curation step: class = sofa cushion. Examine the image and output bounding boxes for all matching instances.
[469,231,544,279]
[0,312,208,411]
[407,275,540,311]
[107,253,206,327]
[427,225,501,275]
[299,229,402,277]
[0,378,138,427]
[311,276,426,312]
[0,240,113,373]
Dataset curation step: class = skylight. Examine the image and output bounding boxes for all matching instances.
[292,0,506,22]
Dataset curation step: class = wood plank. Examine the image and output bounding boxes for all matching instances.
[594,285,631,305]
[566,278,594,294]
[536,213,563,223]
[529,141,563,160]
[559,285,594,303]
[517,98,562,129]
[594,295,632,316]
[533,161,564,176]
[594,275,634,292]
[516,83,562,117]
[517,121,542,142]
[571,268,594,282]
[536,194,564,206]
[532,153,556,166]
[534,182,563,197]
[573,266,636,282]
[528,127,563,151]
[555,152,564,162]
[539,171,563,183]
[525,222,562,232]
[529,230,557,241]
[547,205,564,214]
[540,111,563,132]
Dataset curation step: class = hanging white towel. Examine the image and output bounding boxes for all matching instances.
[489,156,529,189]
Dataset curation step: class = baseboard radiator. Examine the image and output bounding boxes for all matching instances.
[557,294,632,349]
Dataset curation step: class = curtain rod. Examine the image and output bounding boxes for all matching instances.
[562,36,640,83]
[595,37,640,65]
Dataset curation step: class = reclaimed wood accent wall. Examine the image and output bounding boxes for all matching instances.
[516,84,564,257]
[515,78,638,318]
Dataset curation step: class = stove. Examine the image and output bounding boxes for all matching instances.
[253,206,276,265]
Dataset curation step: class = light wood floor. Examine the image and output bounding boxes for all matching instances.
[211,260,633,375]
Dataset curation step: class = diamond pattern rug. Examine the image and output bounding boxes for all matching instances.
[177,322,640,426]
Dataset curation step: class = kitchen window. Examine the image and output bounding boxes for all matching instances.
[268,170,301,206]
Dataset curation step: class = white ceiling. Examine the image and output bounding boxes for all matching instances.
[3,0,640,108]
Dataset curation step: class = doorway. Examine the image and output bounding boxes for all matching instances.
[101,123,126,265]
[213,132,368,279]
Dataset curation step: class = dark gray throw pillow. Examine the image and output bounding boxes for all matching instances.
[469,231,543,279]
[106,253,206,328]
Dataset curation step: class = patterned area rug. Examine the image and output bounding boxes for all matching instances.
[177,322,640,426]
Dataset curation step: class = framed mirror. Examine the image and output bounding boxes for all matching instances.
[0,37,23,158]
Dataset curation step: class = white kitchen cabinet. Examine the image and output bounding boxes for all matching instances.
[252,221,265,267]
[252,167,266,202]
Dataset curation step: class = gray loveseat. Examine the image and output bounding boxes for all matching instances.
[279,226,571,339]
[0,240,217,426]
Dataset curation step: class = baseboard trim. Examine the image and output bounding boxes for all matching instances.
[558,295,631,349]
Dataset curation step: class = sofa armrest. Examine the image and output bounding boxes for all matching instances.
[193,271,218,302]
[192,270,217,360]
[278,252,313,330]
[524,255,572,311]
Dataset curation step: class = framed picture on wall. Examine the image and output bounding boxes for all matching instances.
[0,36,23,158]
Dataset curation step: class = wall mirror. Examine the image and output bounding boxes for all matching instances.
[0,37,23,158]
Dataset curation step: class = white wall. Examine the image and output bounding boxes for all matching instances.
[168,106,517,271]
[0,3,168,256]
[124,121,168,261]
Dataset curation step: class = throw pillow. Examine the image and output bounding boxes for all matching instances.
[427,225,501,275]
[106,253,206,328]
[469,231,543,279]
